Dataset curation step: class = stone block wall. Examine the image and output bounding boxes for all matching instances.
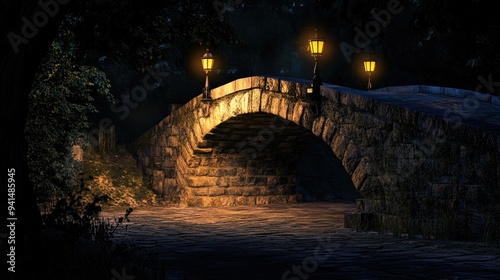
[128,117,182,204]
[328,86,500,240]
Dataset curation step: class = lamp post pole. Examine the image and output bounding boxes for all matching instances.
[204,70,210,99]
[364,58,376,91]
[308,29,325,116]
[201,49,214,100]
[201,49,214,117]
[312,54,321,98]
[309,29,324,100]
[367,72,372,90]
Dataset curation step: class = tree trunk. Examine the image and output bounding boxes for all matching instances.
[0,1,72,278]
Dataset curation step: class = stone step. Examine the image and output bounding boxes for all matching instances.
[193,147,213,154]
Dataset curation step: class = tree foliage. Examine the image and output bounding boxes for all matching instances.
[409,0,500,89]
[67,0,239,70]
[25,24,112,202]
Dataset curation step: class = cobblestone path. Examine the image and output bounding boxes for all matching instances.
[104,202,500,280]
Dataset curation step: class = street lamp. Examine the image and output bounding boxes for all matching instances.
[363,59,376,90]
[308,29,324,99]
[201,48,214,116]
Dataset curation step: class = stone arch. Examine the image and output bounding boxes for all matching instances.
[132,77,380,206]
[167,77,368,206]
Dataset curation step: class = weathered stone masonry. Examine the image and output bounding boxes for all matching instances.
[130,76,500,239]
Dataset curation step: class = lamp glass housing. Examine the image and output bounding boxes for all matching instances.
[309,39,324,56]
[309,29,324,56]
[201,50,214,72]
[364,60,376,73]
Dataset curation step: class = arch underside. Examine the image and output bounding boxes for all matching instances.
[177,112,360,207]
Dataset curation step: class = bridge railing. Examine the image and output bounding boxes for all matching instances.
[208,76,311,100]
[374,85,500,106]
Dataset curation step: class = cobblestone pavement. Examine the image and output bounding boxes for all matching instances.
[104,202,500,280]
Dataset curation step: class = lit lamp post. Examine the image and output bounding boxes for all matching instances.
[308,29,324,99]
[363,59,376,90]
[201,48,214,116]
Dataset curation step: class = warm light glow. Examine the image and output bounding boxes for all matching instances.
[364,60,376,73]
[309,30,324,56]
[201,49,214,72]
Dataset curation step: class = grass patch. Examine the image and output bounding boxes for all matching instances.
[82,144,160,208]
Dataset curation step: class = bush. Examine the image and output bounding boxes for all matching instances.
[41,180,133,245]
[25,180,140,280]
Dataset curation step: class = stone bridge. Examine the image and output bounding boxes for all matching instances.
[130,76,500,240]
